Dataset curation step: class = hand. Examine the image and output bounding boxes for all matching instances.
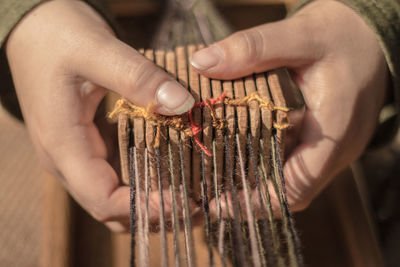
[191,0,388,212]
[6,0,194,232]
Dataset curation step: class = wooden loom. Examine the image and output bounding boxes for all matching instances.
[108,0,308,265]
[111,44,305,267]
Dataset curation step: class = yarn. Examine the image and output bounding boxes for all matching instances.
[109,91,290,156]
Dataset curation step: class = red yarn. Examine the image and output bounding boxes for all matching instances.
[188,91,227,157]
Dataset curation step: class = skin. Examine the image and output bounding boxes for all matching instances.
[192,0,388,213]
[6,0,388,231]
[5,0,195,232]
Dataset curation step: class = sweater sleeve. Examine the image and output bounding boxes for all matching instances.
[289,0,400,147]
[0,0,114,120]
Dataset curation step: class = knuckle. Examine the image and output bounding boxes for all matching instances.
[92,210,112,224]
[288,196,312,212]
[106,222,129,233]
[67,31,113,67]
[90,203,113,223]
[234,29,265,61]
[108,225,128,233]
[122,59,163,96]
[288,16,324,58]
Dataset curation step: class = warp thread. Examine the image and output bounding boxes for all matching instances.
[129,146,137,267]
[155,147,169,267]
[109,91,290,156]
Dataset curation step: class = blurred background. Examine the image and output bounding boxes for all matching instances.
[1,0,399,266]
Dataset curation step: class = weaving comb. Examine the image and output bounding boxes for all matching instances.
[111,45,304,267]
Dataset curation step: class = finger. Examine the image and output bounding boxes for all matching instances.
[105,221,130,233]
[190,17,322,79]
[282,113,341,212]
[105,188,201,233]
[45,119,130,223]
[209,185,282,221]
[145,189,201,224]
[50,120,201,227]
[73,37,194,115]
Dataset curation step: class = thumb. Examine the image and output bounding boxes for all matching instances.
[74,37,194,115]
[190,17,321,80]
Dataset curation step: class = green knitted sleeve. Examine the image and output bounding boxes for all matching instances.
[0,0,113,47]
[289,0,400,147]
[0,0,114,119]
[0,0,45,48]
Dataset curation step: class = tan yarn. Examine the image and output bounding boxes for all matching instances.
[108,91,290,150]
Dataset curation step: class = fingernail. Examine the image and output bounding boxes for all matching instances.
[190,45,222,70]
[157,81,195,115]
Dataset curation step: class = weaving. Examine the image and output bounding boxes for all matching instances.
[109,0,304,266]
[110,46,303,267]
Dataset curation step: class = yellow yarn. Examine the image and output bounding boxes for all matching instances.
[108,92,291,148]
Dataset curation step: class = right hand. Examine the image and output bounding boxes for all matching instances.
[6,0,194,232]
[193,0,388,215]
